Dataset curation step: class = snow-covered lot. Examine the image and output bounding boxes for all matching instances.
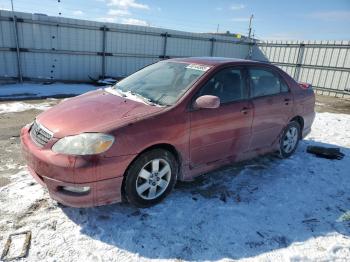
[0,95,349,261]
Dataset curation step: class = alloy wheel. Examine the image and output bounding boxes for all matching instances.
[283,126,299,153]
[135,158,171,200]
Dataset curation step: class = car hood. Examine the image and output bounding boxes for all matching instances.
[37,89,164,137]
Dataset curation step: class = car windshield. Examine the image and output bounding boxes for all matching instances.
[112,61,210,106]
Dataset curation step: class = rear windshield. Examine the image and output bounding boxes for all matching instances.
[113,61,210,106]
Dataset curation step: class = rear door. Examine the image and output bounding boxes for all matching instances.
[189,67,253,167]
[248,66,293,150]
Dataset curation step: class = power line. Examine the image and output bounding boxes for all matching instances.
[57,0,62,16]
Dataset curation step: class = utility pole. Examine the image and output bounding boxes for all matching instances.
[216,24,220,33]
[247,14,254,60]
[248,14,254,39]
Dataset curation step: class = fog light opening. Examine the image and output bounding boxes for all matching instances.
[62,186,90,194]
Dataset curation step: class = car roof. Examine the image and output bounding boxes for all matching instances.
[168,57,268,66]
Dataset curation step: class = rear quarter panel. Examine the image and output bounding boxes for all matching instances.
[281,70,316,137]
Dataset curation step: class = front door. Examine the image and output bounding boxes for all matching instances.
[189,67,253,167]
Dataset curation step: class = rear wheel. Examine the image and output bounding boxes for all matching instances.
[279,121,301,158]
[124,149,177,208]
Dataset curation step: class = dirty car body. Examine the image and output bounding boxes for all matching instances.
[21,57,315,207]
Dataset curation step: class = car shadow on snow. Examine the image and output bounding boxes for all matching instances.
[62,139,350,261]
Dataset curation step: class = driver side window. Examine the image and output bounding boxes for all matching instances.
[198,68,247,104]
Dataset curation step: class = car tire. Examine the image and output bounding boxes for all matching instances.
[279,121,301,158]
[124,149,178,208]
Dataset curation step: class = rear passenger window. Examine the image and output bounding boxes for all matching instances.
[280,78,289,93]
[198,68,247,104]
[249,68,287,97]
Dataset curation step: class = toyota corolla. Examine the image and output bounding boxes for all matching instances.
[21,57,315,208]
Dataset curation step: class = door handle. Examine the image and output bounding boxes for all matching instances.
[284,98,291,105]
[240,107,250,114]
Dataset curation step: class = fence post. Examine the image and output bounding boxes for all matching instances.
[12,15,23,82]
[209,38,215,56]
[293,42,305,81]
[160,32,169,59]
[101,25,107,78]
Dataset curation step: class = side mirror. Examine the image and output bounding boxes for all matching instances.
[194,95,220,109]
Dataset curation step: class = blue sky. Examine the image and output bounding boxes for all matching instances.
[0,0,349,40]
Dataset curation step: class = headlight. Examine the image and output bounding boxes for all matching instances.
[52,133,114,155]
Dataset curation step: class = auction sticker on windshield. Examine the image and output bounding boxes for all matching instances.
[186,64,211,72]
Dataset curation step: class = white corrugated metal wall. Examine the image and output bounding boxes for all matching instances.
[1,10,349,98]
[0,10,249,82]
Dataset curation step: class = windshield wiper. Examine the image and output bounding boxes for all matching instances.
[129,91,158,106]
[110,86,164,106]
[114,88,127,97]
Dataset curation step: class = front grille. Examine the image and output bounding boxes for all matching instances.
[30,121,53,147]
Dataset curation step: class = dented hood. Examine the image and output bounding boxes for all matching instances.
[36,90,164,137]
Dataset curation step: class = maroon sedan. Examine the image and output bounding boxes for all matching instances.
[21,57,315,208]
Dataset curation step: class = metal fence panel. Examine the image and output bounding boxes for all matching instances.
[215,41,248,58]
[0,20,15,47]
[106,56,158,77]
[0,10,247,82]
[253,39,350,97]
[0,51,17,77]
[166,37,211,57]
[0,10,349,98]
[106,31,162,56]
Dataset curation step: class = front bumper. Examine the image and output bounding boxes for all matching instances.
[20,125,136,207]
[27,166,124,207]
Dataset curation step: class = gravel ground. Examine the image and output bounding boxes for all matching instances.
[0,100,60,188]
[315,94,350,114]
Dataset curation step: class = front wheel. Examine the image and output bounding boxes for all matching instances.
[124,149,178,208]
[279,121,301,158]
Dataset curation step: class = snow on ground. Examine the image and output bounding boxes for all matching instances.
[0,82,99,113]
[0,101,54,114]
[0,83,99,100]
[0,112,350,261]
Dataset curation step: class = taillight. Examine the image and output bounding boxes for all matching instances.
[299,82,312,89]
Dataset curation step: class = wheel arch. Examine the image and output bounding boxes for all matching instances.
[121,143,182,201]
[138,143,182,168]
[290,115,304,138]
